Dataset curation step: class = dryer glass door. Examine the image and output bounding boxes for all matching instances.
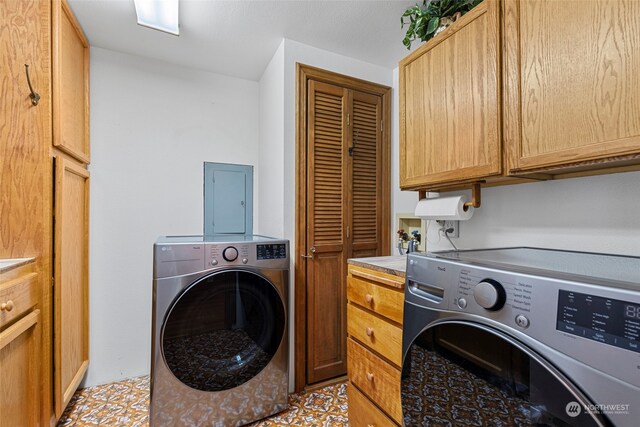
[401,322,609,426]
[161,270,285,392]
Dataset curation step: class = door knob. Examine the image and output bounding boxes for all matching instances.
[310,246,316,253]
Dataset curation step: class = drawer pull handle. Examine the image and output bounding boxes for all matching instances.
[368,425,375,427]
[365,294,373,304]
[366,327,374,337]
[1,300,14,312]
[366,372,374,381]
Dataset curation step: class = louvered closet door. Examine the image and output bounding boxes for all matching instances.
[306,80,349,383]
[350,91,382,259]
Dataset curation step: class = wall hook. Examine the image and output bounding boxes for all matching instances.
[24,64,40,106]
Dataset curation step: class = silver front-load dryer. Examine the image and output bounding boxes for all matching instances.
[151,235,289,426]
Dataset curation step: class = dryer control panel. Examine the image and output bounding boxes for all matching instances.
[257,244,287,260]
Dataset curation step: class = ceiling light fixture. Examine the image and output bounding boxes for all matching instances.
[134,0,179,36]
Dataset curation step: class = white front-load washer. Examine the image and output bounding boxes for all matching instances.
[151,235,289,426]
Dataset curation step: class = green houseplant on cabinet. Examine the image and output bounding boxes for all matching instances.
[401,0,483,49]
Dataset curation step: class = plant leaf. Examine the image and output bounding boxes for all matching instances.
[426,16,440,34]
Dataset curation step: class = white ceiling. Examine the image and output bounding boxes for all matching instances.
[68,0,416,81]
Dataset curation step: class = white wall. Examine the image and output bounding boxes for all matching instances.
[424,172,640,255]
[257,41,285,237]
[87,48,260,387]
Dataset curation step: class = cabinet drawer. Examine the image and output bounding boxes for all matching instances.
[348,381,397,427]
[347,275,403,324]
[347,338,402,424]
[0,272,38,329]
[348,304,402,366]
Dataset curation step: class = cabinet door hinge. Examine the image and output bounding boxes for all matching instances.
[52,276,55,288]
[346,225,350,239]
[381,120,383,132]
[347,113,350,126]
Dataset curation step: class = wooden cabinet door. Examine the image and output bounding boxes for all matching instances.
[399,0,501,190]
[350,91,386,259]
[54,157,89,417]
[53,0,90,163]
[0,310,41,427]
[504,0,640,173]
[305,80,388,384]
[0,0,51,257]
[306,80,349,384]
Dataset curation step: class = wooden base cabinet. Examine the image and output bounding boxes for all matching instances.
[0,311,41,427]
[346,264,404,426]
[0,262,41,427]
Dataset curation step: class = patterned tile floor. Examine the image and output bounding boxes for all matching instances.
[57,376,349,426]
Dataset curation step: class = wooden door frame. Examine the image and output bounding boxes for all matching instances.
[294,63,392,391]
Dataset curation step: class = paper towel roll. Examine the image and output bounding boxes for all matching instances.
[414,196,474,220]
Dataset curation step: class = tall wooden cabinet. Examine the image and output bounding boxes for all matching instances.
[400,0,640,191]
[51,0,91,418]
[1,0,52,425]
[0,0,90,424]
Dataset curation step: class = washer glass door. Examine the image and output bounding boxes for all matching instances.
[402,322,609,426]
[161,270,285,392]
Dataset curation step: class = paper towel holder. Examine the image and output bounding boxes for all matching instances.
[464,183,482,210]
[418,182,482,211]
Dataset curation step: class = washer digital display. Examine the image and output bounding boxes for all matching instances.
[557,290,640,353]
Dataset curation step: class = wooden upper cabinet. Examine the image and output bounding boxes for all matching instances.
[399,0,501,190]
[53,0,90,164]
[504,0,640,173]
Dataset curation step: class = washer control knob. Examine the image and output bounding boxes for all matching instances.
[222,246,239,262]
[473,279,506,311]
[242,258,248,264]
[457,298,467,309]
[211,259,218,266]
[516,314,530,328]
